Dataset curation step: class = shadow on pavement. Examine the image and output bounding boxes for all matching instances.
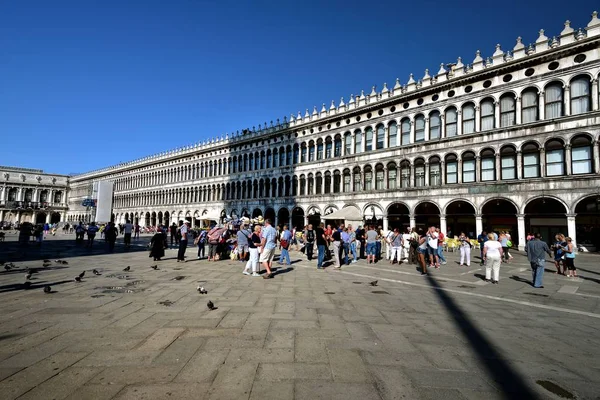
[0,279,74,294]
[426,275,540,398]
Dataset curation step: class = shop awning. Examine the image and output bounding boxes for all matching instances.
[324,206,362,220]
[199,214,221,221]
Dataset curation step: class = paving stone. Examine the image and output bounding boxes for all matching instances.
[404,368,497,391]
[264,329,295,348]
[207,362,258,400]
[249,381,294,400]
[255,362,331,381]
[114,383,210,400]
[63,383,126,400]
[225,348,294,365]
[175,349,230,383]
[74,350,159,367]
[17,366,101,400]
[135,327,185,350]
[294,336,328,363]
[327,348,371,383]
[294,381,381,400]
[367,365,421,399]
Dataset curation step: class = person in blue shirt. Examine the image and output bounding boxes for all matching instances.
[477,230,488,265]
[278,225,293,266]
[87,222,99,247]
[259,219,278,279]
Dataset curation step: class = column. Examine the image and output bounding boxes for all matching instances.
[517,214,526,251]
[494,101,500,129]
[409,214,416,228]
[515,97,522,125]
[565,144,572,175]
[539,148,546,178]
[457,160,463,184]
[424,163,430,186]
[594,140,600,174]
[0,210,4,222]
[592,79,599,111]
[439,115,445,139]
[351,134,355,155]
[383,125,389,149]
[566,214,577,247]
[382,216,388,233]
[475,214,483,237]
[516,151,523,179]
[439,215,447,234]
[424,118,430,142]
[440,161,445,185]
[495,154,501,181]
[410,119,415,144]
[538,91,545,120]
[456,110,462,136]
[16,211,21,223]
[61,212,67,223]
[32,211,37,225]
[474,106,481,132]
[475,156,481,182]
[564,85,571,116]
[409,163,415,187]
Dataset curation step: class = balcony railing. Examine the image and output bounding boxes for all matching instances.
[0,201,65,210]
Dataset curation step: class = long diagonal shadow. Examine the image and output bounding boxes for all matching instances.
[425,275,540,398]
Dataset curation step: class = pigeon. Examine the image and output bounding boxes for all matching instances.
[369,280,378,287]
[61,261,68,265]
[78,271,85,279]
[4,265,11,271]
[93,269,101,275]
[207,300,217,311]
[197,286,207,294]
[43,259,51,263]
[25,272,32,280]
[75,276,82,282]
[54,259,62,263]
[23,281,32,289]
[43,263,51,267]
[123,266,131,272]
[151,265,159,270]
[43,285,52,293]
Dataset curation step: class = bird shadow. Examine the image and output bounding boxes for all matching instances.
[0,279,73,294]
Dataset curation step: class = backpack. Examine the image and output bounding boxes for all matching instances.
[306,230,315,242]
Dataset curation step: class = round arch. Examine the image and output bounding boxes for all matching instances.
[363,203,384,227]
[277,207,290,229]
[414,201,441,228]
[386,202,410,230]
[524,196,568,246]
[264,208,276,225]
[291,207,305,230]
[574,195,600,251]
[445,200,476,238]
[252,208,263,218]
[306,205,322,227]
[50,212,61,224]
[481,198,518,243]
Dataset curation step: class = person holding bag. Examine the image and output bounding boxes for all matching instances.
[458,232,471,267]
[563,237,578,278]
[243,225,262,277]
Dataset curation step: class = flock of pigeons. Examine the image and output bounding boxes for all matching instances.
[1,259,220,311]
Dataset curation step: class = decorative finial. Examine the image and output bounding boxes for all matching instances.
[393,78,401,89]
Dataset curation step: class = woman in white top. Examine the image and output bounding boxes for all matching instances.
[458,232,471,267]
[483,233,504,284]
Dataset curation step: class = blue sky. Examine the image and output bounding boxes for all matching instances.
[0,0,597,175]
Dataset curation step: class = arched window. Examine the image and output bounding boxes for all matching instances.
[500,94,516,127]
[401,119,410,145]
[364,165,373,190]
[400,160,410,188]
[307,173,314,195]
[324,171,331,193]
[429,156,441,186]
[414,158,425,187]
[522,142,540,178]
[279,147,285,166]
[571,135,593,174]
[462,152,476,183]
[429,111,441,140]
[480,99,495,130]
[299,175,306,196]
[254,152,260,170]
[343,169,351,192]
[445,154,458,184]
[308,141,315,162]
[388,122,398,147]
[445,108,457,137]
[480,149,496,181]
[293,145,299,164]
[354,130,362,154]
[521,89,539,123]
[272,148,278,168]
[415,115,425,142]
[266,150,272,168]
[500,146,516,180]
[365,127,373,152]
[353,167,362,191]
[317,139,324,160]
[462,103,475,134]
[375,164,384,190]
[333,170,341,193]
[545,139,565,176]
[300,144,307,163]
[571,76,591,115]
[376,125,385,149]
[286,146,292,166]
[387,162,397,189]
[344,132,352,155]
[315,172,323,194]
[334,135,342,157]
[545,82,564,119]
[325,138,332,159]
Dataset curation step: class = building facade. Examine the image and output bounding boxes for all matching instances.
[0,166,69,224]
[21,12,600,251]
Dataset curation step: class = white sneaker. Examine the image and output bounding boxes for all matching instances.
[351,260,357,263]
[441,261,447,265]
[243,271,251,276]
[251,272,260,277]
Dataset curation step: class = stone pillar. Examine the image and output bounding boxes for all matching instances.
[0,210,4,222]
[410,119,415,144]
[516,151,523,179]
[457,160,463,184]
[351,134,356,155]
[456,110,462,136]
[409,214,416,228]
[474,106,480,132]
[440,161,445,185]
[565,144,572,175]
[475,156,481,182]
[440,215,447,234]
[475,214,483,237]
[539,148,546,178]
[517,214,526,251]
[440,115,445,139]
[515,97,522,125]
[383,216,388,233]
[383,125,389,149]
[16,211,21,223]
[592,79,599,111]
[594,140,600,174]
[424,118,430,142]
[494,101,500,129]
[32,211,37,225]
[538,91,545,120]
[566,214,577,247]
[564,85,571,116]
[424,163,430,186]
[409,163,415,187]
[495,154,501,181]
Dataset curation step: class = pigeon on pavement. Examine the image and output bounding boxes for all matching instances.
[197,286,207,294]
[22,281,32,289]
[78,271,85,279]
[93,269,101,275]
[43,259,51,263]
[151,265,159,270]
[123,266,131,272]
[369,280,378,287]
[25,272,32,280]
[207,300,217,310]
[75,276,82,282]
[61,261,68,265]
[43,285,52,293]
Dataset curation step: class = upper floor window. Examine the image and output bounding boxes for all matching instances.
[500,94,516,127]
[293,146,299,164]
[462,152,476,183]
[375,164,384,190]
[353,167,362,191]
[522,89,538,123]
[325,139,332,159]
[414,159,425,187]
[364,166,373,190]
[376,125,385,150]
[571,76,591,115]
[545,82,564,119]
[480,99,495,131]
[344,133,352,155]
[400,161,410,188]
[500,146,516,180]
[308,143,315,162]
[429,111,441,140]
[354,131,363,154]
[401,119,410,145]
[300,146,306,163]
[445,155,458,184]
[343,169,351,192]
[280,149,285,166]
[388,122,398,147]
[415,115,425,142]
[387,163,397,189]
[545,139,565,176]
[480,149,496,181]
[462,103,475,134]
[316,141,324,160]
[334,136,342,157]
[571,135,593,174]
[429,157,441,186]
[445,108,457,137]
[365,127,373,152]
[522,142,540,178]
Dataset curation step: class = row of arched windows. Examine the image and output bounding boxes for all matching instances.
[3,188,63,203]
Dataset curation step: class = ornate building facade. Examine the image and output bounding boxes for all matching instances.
[0,166,69,224]
[42,12,600,250]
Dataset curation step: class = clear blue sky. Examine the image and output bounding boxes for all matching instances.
[1,0,597,175]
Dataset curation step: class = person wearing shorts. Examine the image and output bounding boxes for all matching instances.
[123,220,133,248]
[563,237,577,278]
[417,232,428,275]
[365,226,378,264]
[259,219,277,279]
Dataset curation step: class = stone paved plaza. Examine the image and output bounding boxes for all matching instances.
[1,233,600,399]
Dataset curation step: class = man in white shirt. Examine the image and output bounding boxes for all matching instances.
[401,228,412,263]
[427,226,439,268]
[384,229,395,260]
[123,220,133,248]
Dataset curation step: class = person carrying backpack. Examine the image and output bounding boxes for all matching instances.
[304,224,315,261]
